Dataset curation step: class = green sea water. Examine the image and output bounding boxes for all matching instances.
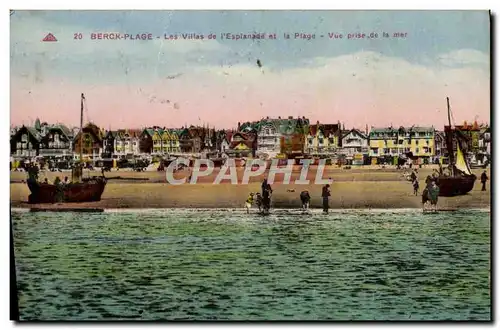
[11,209,491,321]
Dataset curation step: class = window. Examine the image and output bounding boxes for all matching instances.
[319,138,324,144]
[398,140,404,145]
[329,138,334,144]
[416,140,419,145]
[415,132,419,138]
[21,134,28,142]
[429,147,432,154]
[383,148,389,154]
[372,148,378,154]
[426,140,429,145]
[416,147,419,153]
[308,139,313,145]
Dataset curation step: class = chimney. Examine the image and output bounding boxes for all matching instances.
[237,122,241,131]
[316,120,320,125]
[278,116,281,119]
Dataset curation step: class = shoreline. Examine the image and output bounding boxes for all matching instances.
[10,167,490,211]
[11,207,491,213]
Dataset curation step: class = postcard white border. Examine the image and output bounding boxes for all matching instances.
[2,0,497,329]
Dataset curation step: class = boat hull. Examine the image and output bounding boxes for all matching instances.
[27,178,107,204]
[437,175,476,197]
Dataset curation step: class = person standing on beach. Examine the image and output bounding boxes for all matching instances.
[412,179,419,196]
[322,184,331,214]
[410,170,417,183]
[481,170,488,191]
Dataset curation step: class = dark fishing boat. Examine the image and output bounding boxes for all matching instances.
[26,93,107,204]
[437,97,476,197]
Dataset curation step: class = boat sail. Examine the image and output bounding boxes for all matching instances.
[436,97,476,197]
[26,94,107,204]
[455,143,473,176]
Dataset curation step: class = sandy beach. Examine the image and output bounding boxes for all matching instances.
[10,166,490,210]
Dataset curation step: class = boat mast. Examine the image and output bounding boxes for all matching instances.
[446,97,455,175]
[80,93,84,163]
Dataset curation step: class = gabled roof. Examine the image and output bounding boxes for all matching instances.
[25,126,42,141]
[239,121,260,132]
[153,128,165,135]
[115,129,142,139]
[105,130,118,138]
[341,128,367,140]
[230,140,253,150]
[258,117,308,135]
[308,123,340,136]
[55,124,73,138]
[142,128,155,137]
[371,126,434,134]
[44,124,72,140]
[73,123,103,144]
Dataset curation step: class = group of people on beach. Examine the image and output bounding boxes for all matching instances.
[245,179,273,214]
[245,179,332,214]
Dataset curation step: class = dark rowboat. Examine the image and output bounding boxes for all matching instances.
[437,175,476,197]
[26,93,108,204]
[27,176,107,204]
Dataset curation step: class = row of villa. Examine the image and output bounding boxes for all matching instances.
[10,117,491,166]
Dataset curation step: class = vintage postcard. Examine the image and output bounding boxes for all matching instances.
[10,10,491,321]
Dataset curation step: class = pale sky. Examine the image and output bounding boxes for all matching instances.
[10,10,490,130]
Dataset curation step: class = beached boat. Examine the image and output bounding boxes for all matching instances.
[437,97,476,197]
[26,94,107,204]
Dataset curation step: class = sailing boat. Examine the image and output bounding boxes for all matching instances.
[436,97,477,196]
[26,94,107,204]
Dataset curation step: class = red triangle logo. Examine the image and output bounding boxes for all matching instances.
[42,33,57,42]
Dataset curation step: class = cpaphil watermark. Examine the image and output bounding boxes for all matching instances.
[165,158,334,185]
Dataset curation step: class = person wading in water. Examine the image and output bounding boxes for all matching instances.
[300,190,311,212]
[261,179,273,214]
[245,192,254,214]
[322,184,331,214]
